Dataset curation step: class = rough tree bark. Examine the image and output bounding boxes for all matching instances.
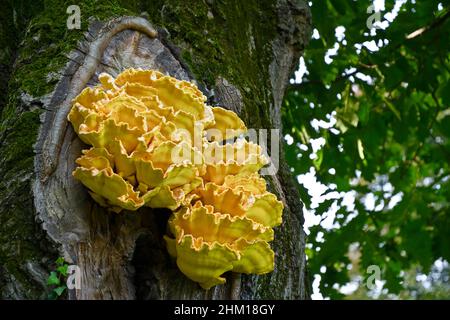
[0,0,311,299]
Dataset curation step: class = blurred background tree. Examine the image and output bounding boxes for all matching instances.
[283,0,450,299]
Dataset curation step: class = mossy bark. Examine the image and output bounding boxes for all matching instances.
[0,0,311,299]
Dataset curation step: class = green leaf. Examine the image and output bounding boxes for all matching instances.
[357,102,370,125]
[357,139,365,160]
[402,220,433,270]
[313,148,324,169]
[330,0,348,15]
[56,257,65,265]
[47,271,60,286]
[57,265,68,277]
[437,81,450,105]
[54,286,66,297]
[47,291,58,300]
[382,97,401,121]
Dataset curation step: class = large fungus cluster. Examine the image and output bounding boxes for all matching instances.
[68,68,283,289]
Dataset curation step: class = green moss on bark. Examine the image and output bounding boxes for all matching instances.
[0,107,52,298]
[10,0,134,98]
[144,0,277,129]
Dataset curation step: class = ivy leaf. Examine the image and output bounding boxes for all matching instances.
[47,271,60,286]
[57,265,68,277]
[54,286,66,297]
[47,291,58,300]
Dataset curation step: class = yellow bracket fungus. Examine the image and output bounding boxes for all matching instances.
[68,68,283,289]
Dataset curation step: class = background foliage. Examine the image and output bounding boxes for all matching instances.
[283,0,450,298]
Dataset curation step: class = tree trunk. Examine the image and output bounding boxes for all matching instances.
[0,0,311,299]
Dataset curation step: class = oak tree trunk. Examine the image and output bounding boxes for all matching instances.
[0,0,311,299]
